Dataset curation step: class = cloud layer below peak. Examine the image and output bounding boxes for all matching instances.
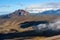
[25,3,60,13]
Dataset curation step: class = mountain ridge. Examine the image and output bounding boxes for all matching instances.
[32,9,60,16]
[0,9,60,34]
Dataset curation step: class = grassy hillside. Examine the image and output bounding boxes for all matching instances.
[0,15,59,33]
[0,15,60,40]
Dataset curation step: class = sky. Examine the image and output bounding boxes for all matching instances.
[0,0,60,15]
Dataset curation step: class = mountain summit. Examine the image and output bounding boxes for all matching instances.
[11,9,29,16]
[0,9,29,19]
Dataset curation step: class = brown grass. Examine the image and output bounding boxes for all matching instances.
[0,15,60,40]
[0,15,60,33]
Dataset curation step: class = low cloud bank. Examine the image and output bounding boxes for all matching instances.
[32,19,60,35]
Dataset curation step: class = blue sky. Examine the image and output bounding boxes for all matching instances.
[0,0,60,15]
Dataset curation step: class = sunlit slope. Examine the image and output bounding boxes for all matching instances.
[0,15,59,33]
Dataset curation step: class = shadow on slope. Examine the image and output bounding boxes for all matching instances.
[0,21,60,40]
[20,21,48,28]
[0,30,60,40]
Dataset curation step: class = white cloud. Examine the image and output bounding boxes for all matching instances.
[25,2,60,13]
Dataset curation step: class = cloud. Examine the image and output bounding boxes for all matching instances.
[0,5,11,8]
[25,2,60,13]
[33,19,60,32]
[0,11,10,15]
[44,2,60,8]
[0,11,9,13]
[0,3,23,8]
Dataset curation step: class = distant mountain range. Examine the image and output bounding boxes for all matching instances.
[29,9,60,16]
[0,9,60,19]
[0,9,60,24]
[38,9,60,16]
